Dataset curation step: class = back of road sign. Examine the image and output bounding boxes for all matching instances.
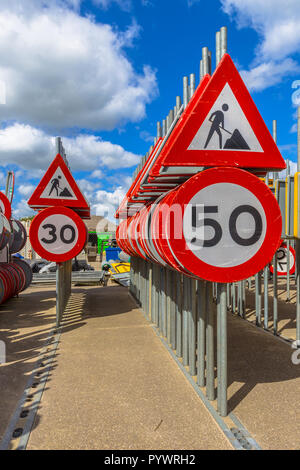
[28,154,89,210]
[151,54,286,175]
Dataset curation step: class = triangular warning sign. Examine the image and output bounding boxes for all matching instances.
[28,154,89,209]
[150,54,286,175]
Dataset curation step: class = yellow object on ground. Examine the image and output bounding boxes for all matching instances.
[109,262,130,274]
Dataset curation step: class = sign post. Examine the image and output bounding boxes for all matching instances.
[28,145,90,327]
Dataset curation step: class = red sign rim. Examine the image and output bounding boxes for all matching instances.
[29,206,87,262]
[0,192,12,220]
[269,243,296,276]
[167,167,282,283]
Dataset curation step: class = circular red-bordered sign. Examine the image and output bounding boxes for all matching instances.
[29,206,87,262]
[270,243,296,276]
[166,167,282,283]
[0,192,12,220]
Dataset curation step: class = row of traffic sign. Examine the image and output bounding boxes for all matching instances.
[116,54,285,220]
[117,167,283,283]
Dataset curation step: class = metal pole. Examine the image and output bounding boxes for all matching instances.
[176,273,183,357]
[183,77,189,109]
[56,262,63,327]
[217,283,227,416]
[190,73,196,98]
[216,30,221,67]
[197,281,206,387]
[170,270,176,350]
[220,26,227,58]
[255,272,262,326]
[297,106,300,342]
[182,276,189,366]
[202,47,209,76]
[157,121,162,139]
[189,279,197,376]
[206,282,215,401]
[200,60,204,81]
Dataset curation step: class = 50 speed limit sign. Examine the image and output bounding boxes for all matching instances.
[166,167,282,283]
[29,206,87,262]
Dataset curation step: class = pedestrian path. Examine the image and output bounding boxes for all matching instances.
[1,283,299,450]
[25,285,232,450]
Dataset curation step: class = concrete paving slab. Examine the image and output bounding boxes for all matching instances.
[0,285,56,442]
[26,285,232,450]
[227,312,300,450]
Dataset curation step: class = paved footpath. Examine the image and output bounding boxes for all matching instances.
[1,283,299,450]
[26,285,232,450]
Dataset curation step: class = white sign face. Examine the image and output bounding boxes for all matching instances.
[0,201,4,213]
[183,183,267,268]
[38,213,79,255]
[276,246,295,273]
[40,167,76,200]
[188,83,263,152]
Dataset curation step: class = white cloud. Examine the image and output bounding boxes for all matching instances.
[91,169,104,179]
[0,4,157,131]
[222,0,300,61]
[240,59,300,92]
[0,123,141,171]
[92,185,129,222]
[221,0,300,91]
[93,0,132,11]
[18,184,36,197]
[13,198,35,219]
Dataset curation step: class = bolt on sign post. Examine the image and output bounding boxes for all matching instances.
[29,206,88,326]
[28,150,90,327]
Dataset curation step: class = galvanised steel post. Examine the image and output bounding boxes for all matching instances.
[255,271,262,326]
[189,278,197,376]
[206,282,215,401]
[170,270,176,350]
[166,268,171,343]
[200,60,204,81]
[231,282,236,313]
[272,120,278,328]
[157,121,162,139]
[176,273,183,358]
[216,30,221,67]
[154,264,160,328]
[220,26,227,58]
[148,263,153,322]
[264,266,269,329]
[217,283,227,416]
[286,176,291,302]
[183,76,189,109]
[160,266,166,336]
[176,96,182,114]
[56,262,63,327]
[202,47,209,76]
[197,280,206,387]
[190,74,196,98]
[182,275,190,366]
[273,251,278,334]
[297,106,300,343]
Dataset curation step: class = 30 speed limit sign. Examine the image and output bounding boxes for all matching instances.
[166,167,282,283]
[29,206,87,262]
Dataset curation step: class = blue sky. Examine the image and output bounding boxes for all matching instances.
[0,0,300,220]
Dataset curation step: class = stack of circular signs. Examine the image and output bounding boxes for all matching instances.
[0,195,31,304]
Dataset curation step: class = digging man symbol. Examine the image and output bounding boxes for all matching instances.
[204,103,229,149]
[49,175,62,196]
